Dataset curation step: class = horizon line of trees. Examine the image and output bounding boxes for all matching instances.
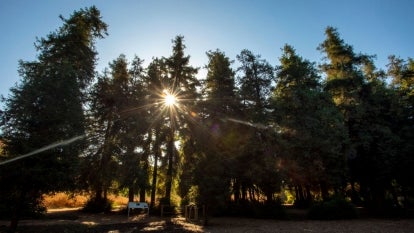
[0,6,413,230]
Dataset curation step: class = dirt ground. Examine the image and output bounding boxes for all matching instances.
[1,208,414,233]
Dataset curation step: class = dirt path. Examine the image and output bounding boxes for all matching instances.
[204,217,414,233]
[1,209,414,233]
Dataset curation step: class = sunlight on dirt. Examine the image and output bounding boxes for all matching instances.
[172,217,204,232]
[141,220,168,231]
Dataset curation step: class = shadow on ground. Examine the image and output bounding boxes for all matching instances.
[1,217,200,233]
[2,220,197,233]
[0,209,202,233]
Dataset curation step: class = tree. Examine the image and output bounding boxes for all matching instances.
[183,49,239,214]
[145,58,168,208]
[87,55,147,208]
[318,27,366,203]
[162,36,199,205]
[387,56,414,207]
[272,44,347,204]
[232,49,277,204]
[203,50,239,118]
[128,56,150,202]
[236,49,274,122]
[318,27,400,209]
[0,6,107,230]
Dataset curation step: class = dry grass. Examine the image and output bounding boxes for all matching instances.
[43,193,88,208]
[43,192,129,209]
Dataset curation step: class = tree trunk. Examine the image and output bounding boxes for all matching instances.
[164,132,174,205]
[9,202,20,232]
[150,128,160,208]
[298,185,304,202]
[104,188,108,201]
[233,179,240,203]
[150,153,158,208]
[241,183,247,201]
[306,185,312,202]
[9,189,27,233]
[250,187,256,201]
[139,187,146,202]
[265,191,273,203]
[95,185,103,201]
[128,186,134,202]
[320,182,329,201]
[294,186,300,202]
[140,134,151,203]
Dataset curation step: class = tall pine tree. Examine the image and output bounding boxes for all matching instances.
[0,6,107,230]
[273,45,347,203]
[163,36,199,205]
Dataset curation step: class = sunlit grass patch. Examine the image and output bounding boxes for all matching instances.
[43,192,130,210]
[43,192,88,209]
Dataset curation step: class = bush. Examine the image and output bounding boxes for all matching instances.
[294,198,312,209]
[308,197,358,220]
[82,197,112,213]
[0,195,46,219]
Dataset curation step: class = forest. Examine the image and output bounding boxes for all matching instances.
[0,6,413,228]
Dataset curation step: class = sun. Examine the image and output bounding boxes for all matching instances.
[163,90,177,106]
[165,94,176,106]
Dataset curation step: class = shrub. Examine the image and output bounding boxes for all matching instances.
[294,198,312,209]
[82,197,112,213]
[0,194,46,219]
[308,197,358,220]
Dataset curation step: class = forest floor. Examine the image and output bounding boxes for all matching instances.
[1,208,414,233]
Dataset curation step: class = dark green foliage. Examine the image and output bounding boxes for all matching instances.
[236,49,274,122]
[0,6,107,230]
[162,35,200,205]
[0,193,46,220]
[308,197,358,220]
[272,44,347,201]
[318,27,408,210]
[203,49,239,117]
[1,5,414,225]
[86,54,147,204]
[387,56,414,205]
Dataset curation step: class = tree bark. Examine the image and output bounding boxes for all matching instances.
[150,153,158,208]
[164,131,174,205]
[128,186,134,202]
[139,187,146,202]
[320,182,329,201]
[150,128,160,208]
[9,189,27,233]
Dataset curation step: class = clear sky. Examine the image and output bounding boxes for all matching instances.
[1,0,413,100]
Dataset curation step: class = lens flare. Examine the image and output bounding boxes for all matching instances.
[163,90,177,106]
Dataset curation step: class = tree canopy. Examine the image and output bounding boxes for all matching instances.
[1,6,413,229]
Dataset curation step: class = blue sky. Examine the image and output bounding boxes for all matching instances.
[1,0,413,99]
